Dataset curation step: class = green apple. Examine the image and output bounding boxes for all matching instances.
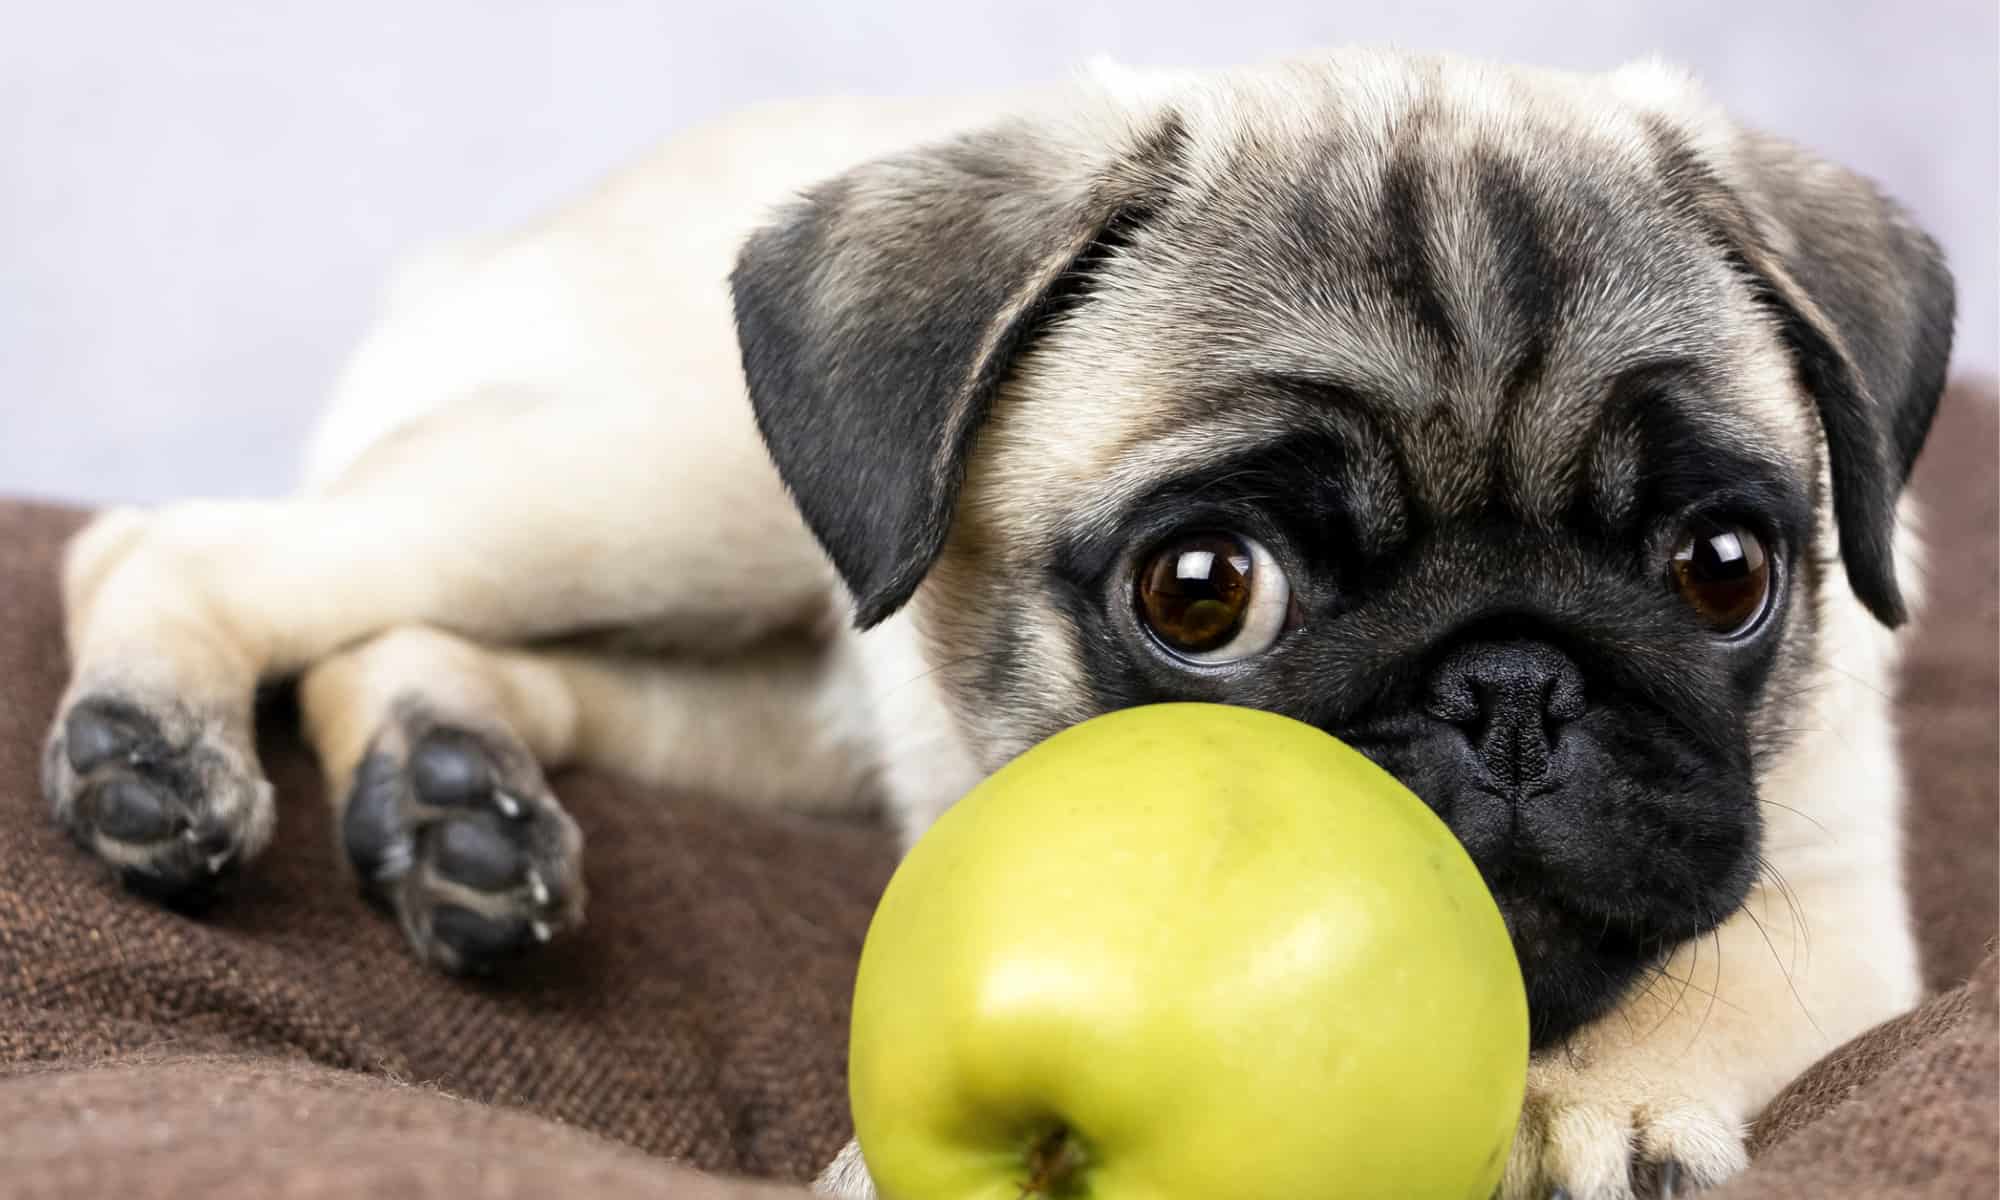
[847,702,1527,1200]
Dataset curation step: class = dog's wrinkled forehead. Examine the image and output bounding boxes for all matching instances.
[979,57,1811,541]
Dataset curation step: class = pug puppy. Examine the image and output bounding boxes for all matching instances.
[42,48,1950,1199]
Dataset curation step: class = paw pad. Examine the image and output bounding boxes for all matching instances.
[44,693,270,904]
[341,717,583,973]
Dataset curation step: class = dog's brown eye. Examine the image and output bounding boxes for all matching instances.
[1670,520,1771,635]
[1135,532,1293,663]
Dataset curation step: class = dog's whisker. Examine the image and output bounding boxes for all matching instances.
[1741,903,1826,1043]
[1808,654,1896,702]
[877,650,1008,701]
[1648,968,1748,1014]
[1755,854,1813,980]
[1683,927,1726,1054]
[1666,933,1703,1033]
[1756,798,1831,838]
[1635,925,1697,1042]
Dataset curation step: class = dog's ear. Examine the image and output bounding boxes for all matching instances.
[731,106,1183,628]
[1730,133,1956,628]
[1650,107,1955,628]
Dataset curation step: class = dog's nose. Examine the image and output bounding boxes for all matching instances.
[1424,639,1584,786]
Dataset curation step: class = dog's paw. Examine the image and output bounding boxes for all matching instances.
[42,692,273,906]
[813,1139,876,1199]
[1501,1054,1750,1200]
[342,708,585,974]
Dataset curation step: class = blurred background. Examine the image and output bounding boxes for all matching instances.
[3,0,1993,505]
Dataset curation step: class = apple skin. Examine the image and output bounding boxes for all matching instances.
[848,702,1528,1200]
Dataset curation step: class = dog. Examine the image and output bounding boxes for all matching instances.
[40,48,1951,1199]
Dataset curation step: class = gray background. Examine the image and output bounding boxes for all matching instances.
[4,1,1994,506]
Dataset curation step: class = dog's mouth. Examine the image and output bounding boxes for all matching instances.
[1485,872,1668,1048]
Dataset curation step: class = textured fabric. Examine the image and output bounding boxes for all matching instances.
[0,381,1992,1197]
[1718,954,1999,1199]
[1897,378,2000,995]
[0,503,897,1183]
[0,1056,806,1200]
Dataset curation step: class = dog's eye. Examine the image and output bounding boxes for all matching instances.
[1669,520,1771,636]
[1135,532,1294,663]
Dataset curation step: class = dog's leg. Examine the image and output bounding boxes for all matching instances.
[298,623,873,971]
[44,396,832,903]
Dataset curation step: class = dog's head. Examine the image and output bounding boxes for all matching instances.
[730,51,1954,1047]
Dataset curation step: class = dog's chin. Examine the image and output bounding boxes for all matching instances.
[1489,882,1665,1048]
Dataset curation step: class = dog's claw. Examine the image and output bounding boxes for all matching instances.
[531,920,553,943]
[1657,1160,1685,1198]
[527,869,549,905]
[494,790,524,820]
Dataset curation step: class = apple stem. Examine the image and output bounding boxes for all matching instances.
[1020,1122,1087,1197]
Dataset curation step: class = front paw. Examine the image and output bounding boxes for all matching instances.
[813,1138,875,1199]
[1502,1055,1749,1199]
[43,691,273,906]
[341,706,585,974]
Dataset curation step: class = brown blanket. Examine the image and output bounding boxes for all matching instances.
[1,381,1994,1198]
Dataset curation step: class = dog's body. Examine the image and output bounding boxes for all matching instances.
[42,50,1950,1199]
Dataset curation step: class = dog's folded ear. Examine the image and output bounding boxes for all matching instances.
[1657,117,1956,628]
[731,103,1183,629]
[1733,133,1956,629]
